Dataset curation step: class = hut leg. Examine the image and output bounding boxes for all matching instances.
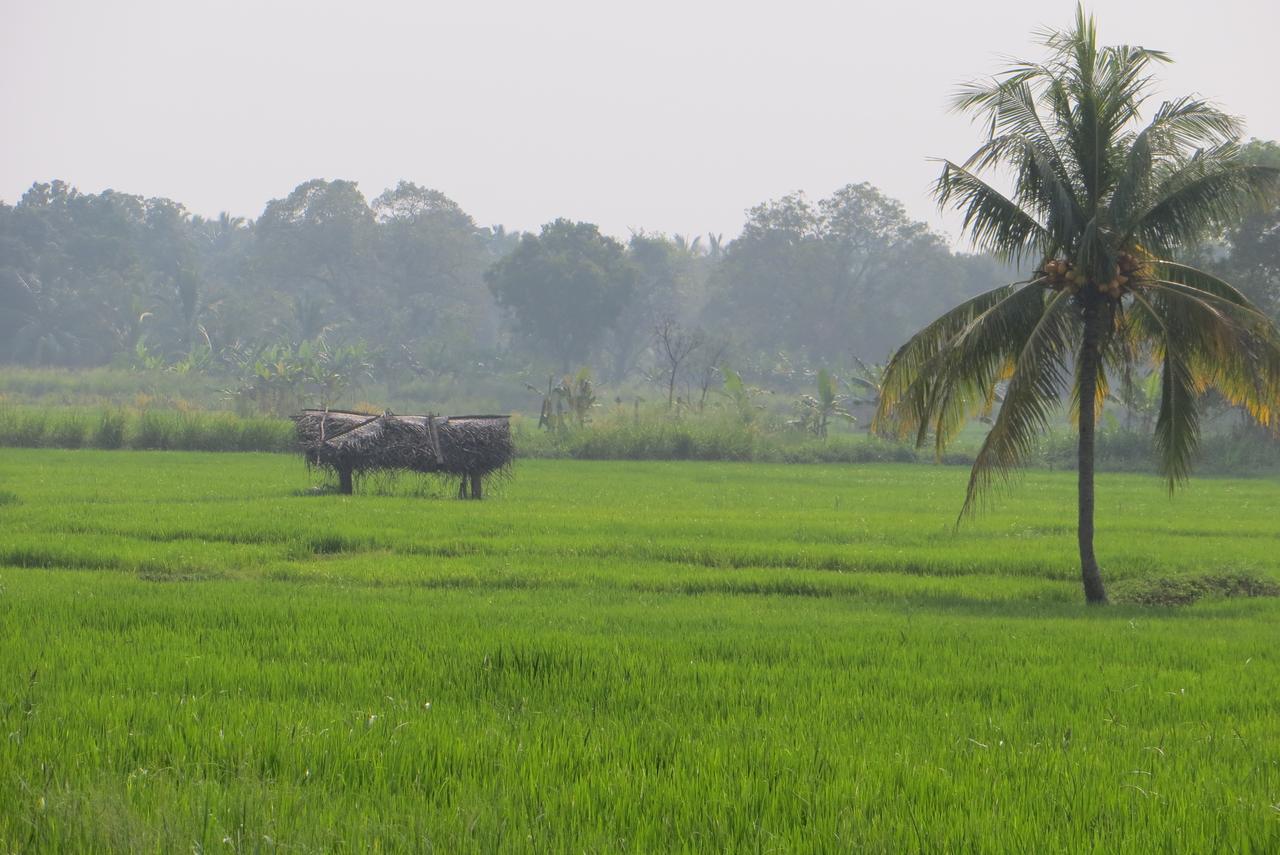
[470,473,483,500]
[338,466,353,495]
[458,478,468,500]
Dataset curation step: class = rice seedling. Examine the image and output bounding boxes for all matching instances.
[0,450,1278,851]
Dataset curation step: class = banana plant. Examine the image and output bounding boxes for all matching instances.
[793,368,856,437]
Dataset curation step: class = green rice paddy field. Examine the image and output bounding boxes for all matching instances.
[1,449,1279,852]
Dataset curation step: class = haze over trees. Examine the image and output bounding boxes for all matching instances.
[485,220,637,373]
[2,146,1276,414]
[707,183,1007,361]
[0,175,1009,391]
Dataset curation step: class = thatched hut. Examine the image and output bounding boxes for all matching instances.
[293,409,514,498]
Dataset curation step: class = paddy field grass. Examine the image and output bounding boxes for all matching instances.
[1,450,1278,852]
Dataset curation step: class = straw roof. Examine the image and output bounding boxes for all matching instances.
[293,409,514,481]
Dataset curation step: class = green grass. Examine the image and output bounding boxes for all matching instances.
[1,451,1279,852]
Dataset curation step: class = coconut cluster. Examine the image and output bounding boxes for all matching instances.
[1039,253,1146,300]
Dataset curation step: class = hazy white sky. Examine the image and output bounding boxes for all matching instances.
[3,0,1277,244]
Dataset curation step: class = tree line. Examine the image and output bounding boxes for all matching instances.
[1,162,1275,400]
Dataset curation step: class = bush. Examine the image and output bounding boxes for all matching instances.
[46,413,87,448]
[91,409,127,449]
[0,409,47,447]
[1111,572,1280,606]
[131,411,173,450]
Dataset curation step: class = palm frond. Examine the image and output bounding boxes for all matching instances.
[1155,341,1201,488]
[1110,97,1243,228]
[959,289,1076,517]
[874,283,1020,433]
[1130,281,1280,485]
[934,162,1049,262]
[1130,154,1280,251]
[963,133,1083,247]
[1152,260,1260,309]
[1093,44,1170,136]
[1155,283,1280,429]
[1127,288,1203,487]
[956,75,1078,183]
[878,282,1057,455]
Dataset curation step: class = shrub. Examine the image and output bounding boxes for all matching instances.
[1111,572,1280,606]
[92,409,127,449]
[0,409,47,447]
[131,411,173,450]
[46,413,88,448]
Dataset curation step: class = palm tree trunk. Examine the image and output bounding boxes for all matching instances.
[1077,301,1109,605]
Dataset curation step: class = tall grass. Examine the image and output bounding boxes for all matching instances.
[4,401,1279,477]
[514,410,1280,474]
[0,406,294,452]
[515,410,921,463]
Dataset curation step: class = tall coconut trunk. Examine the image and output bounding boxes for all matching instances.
[1077,301,1109,605]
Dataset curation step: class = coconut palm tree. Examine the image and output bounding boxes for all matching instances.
[873,7,1280,604]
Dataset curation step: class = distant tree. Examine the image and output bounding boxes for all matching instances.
[691,334,731,411]
[653,316,703,408]
[705,233,726,261]
[0,181,152,365]
[136,197,204,358]
[372,181,496,350]
[485,219,637,372]
[874,8,1280,604]
[254,179,377,339]
[602,233,692,381]
[707,184,970,361]
[186,212,258,350]
[1215,140,1280,317]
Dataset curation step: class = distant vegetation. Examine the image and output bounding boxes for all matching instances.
[0,177,1011,403]
[3,400,1278,479]
[0,405,294,452]
[2,152,1275,481]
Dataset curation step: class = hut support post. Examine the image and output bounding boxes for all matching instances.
[470,473,483,500]
[458,479,468,500]
[338,466,353,495]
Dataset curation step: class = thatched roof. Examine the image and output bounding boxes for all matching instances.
[293,409,514,479]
